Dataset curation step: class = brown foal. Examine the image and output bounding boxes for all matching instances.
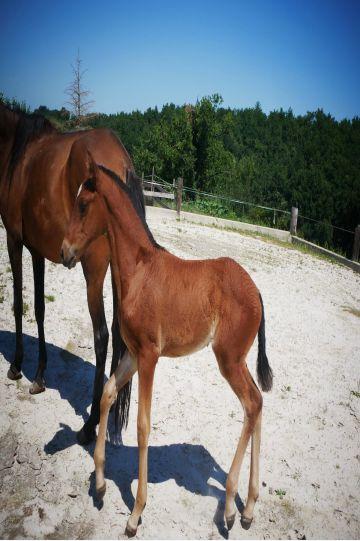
[61,157,273,535]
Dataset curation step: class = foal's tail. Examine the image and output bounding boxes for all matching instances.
[257,293,273,392]
[113,337,132,434]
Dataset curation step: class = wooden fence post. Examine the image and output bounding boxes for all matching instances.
[290,206,298,236]
[352,225,360,261]
[176,177,183,218]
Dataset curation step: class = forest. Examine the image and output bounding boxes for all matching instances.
[4,94,360,256]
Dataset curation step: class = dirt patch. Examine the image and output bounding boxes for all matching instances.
[0,215,360,539]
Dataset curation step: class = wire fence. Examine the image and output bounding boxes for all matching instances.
[142,172,357,260]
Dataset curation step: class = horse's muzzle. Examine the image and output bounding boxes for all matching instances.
[60,239,77,269]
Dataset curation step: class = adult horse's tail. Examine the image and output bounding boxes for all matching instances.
[257,293,273,392]
[112,333,132,434]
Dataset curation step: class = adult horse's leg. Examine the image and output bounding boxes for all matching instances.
[6,233,24,380]
[126,354,157,537]
[29,251,47,394]
[94,350,137,496]
[78,248,109,445]
[215,349,262,531]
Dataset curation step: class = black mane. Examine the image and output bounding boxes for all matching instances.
[5,105,56,182]
[98,164,163,250]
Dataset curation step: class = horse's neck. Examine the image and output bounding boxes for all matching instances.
[104,189,155,292]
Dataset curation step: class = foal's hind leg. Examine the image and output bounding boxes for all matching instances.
[94,351,137,497]
[215,352,262,530]
[29,252,47,394]
[6,234,24,380]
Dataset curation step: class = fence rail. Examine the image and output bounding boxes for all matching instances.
[141,172,359,262]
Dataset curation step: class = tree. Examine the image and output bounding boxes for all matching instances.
[65,51,94,123]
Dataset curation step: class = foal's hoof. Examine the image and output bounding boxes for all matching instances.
[96,482,106,500]
[77,426,96,446]
[7,364,22,381]
[125,523,137,538]
[226,513,236,531]
[240,515,253,530]
[29,379,46,394]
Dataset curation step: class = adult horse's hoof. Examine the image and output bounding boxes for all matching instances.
[240,515,253,530]
[226,513,236,531]
[77,426,96,446]
[29,378,46,394]
[7,364,22,380]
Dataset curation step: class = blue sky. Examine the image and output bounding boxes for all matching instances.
[1,0,359,119]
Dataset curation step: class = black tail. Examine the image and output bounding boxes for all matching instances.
[257,293,273,392]
[113,337,133,434]
[114,378,132,433]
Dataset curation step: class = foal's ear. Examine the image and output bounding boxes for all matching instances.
[86,150,99,180]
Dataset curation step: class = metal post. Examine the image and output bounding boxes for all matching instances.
[290,207,298,236]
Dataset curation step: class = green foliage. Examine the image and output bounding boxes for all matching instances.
[275,489,287,499]
[184,198,237,219]
[2,91,359,256]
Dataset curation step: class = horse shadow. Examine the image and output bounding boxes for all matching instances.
[46,423,243,538]
[0,329,94,422]
[0,330,243,538]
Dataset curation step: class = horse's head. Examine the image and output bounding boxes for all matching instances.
[61,159,107,269]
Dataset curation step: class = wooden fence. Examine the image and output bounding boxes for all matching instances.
[142,171,360,264]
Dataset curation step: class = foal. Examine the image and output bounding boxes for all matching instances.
[61,158,273,535]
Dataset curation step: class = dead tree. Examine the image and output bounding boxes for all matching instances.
[65,51,94,124]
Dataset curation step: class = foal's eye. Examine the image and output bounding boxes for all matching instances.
[79,201,87,215]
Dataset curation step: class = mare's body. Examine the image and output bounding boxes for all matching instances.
[0,103,134,443]
[62,160,273,535]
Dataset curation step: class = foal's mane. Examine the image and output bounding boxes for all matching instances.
[3,103,56,183]
[98,164,163,250]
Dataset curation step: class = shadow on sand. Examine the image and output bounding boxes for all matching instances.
[0,330,242,538]
[0,329,93,422]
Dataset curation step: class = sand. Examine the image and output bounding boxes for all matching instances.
[0,214,359,539]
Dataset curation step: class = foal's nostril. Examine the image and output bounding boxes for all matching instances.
[60,248,64,261]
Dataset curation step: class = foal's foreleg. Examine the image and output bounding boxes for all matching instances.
[126,355,157,537]
[94,351,137,496]
[6,234,24,380]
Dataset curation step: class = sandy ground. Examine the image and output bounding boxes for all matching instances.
[0,213,359,540]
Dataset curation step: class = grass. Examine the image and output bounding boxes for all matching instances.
[44,294,55,303]
[351,390,360,398]
[275,489,286,499]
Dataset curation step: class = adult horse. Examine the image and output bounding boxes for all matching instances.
[0,102,137,444]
